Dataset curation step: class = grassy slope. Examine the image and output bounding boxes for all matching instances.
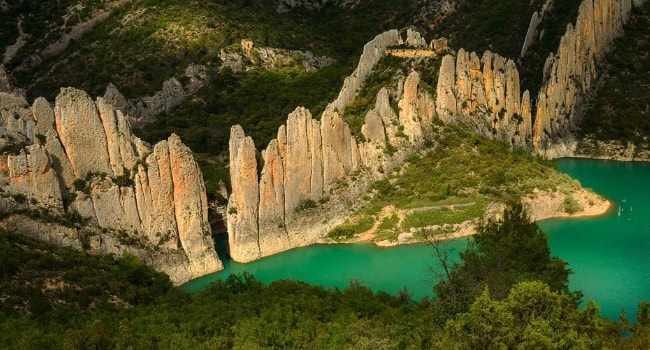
[329,125,580,242]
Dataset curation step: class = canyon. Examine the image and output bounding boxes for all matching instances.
[227,0,644,262]
[0,0,645,280]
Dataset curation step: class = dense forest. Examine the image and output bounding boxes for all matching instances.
[1,204,648,348]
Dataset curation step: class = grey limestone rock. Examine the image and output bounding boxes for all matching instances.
[103,64,210,125]
[0,87,223,285]
[532,0,641,157]
[329,30,401,113]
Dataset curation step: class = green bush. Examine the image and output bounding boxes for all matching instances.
[563,195,582,215]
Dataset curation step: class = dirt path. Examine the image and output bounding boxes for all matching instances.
[356,205,399,242]
[355,202,474,243]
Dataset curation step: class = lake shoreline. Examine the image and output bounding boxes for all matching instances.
[351,187,613,248]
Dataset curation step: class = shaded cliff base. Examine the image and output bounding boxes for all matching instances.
[574,137,650,162]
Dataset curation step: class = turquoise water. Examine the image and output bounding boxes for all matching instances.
[540,158,650,320]
[183,240,467,298]
[183,158,650,320]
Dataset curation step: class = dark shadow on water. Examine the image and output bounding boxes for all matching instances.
[213,232,232,269]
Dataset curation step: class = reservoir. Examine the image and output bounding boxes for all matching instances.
[183,158,650,320]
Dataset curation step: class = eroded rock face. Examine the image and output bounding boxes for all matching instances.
[228,67,437,263]
[433,0,642,158]
[532,0,642,158]
[0,87,222,285]
[104,64,210,125]
[54,87,112,177]
[227,125,261,262]
[227,0,643,262]
[435,49,531,149]
[329,30,400,113]
[5,145,62,208]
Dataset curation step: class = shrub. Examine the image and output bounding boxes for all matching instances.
[563,195,582,215]
[295,199,318,213]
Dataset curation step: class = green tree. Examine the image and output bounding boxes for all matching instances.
[434,201,573,316]
[439,281,606,349]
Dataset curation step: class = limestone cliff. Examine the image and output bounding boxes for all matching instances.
[434,0,643,156]
[533,0,644,157]
[329,30,401,113]
[228,68,437,262]
[227,0,644,261]
[0,88,223,285]
[435,49,533,150]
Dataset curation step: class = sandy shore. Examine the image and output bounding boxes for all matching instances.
[523,188,612,221]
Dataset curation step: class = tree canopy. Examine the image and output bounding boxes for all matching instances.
[434,202,574,316]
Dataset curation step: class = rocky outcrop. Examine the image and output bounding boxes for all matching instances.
[227,125,261,262]
[329,30,401,113]
[228,69,436,262]
[219,46,335,74]
[0,65,10,92]
[405,28,428,47]
[521,11,541,57]
[434,0,643,156]
[104,64,210,125]
[520,0,554,57]
[0,88,223,285]
[104,47,334,125]
[435,49,533,149]
[532,0,644,157]
[226,0,644,262]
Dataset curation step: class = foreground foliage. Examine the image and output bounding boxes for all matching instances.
[434,202,574,317]
[2,207,649,349]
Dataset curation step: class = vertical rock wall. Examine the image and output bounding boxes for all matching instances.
[435,49,533,149]
[0,88,223,285]
[435,0,643,156]
[532,0,642,157]
[228,70,436,262]
[329,30,400,113]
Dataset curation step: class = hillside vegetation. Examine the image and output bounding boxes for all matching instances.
[328,126,582,243]
[3,0,426,100]
[1,0,650,346]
